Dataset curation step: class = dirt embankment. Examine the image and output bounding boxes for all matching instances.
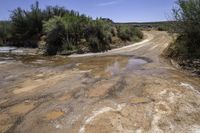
[163,35,200,77]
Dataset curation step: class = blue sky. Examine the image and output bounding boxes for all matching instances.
[0,0,176,22]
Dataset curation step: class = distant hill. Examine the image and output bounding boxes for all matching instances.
[114,21,174,25]
[114,21,175,31]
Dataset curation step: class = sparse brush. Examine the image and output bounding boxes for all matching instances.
[0,1,143,55]
[171,0,200,58]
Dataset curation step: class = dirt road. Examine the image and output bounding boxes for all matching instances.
[0,31,200,133]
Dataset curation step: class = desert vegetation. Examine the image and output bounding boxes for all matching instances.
[0,1,143,55]
[167,0,200,59]
[115,21,174,32]
[0,21,11,46]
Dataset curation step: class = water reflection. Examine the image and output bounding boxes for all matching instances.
[126,58,147,70]
[0,47,24,54]
[0,54,150,77]
[106,58,148,76]
[106,62,121,76]
[0,47,17,53]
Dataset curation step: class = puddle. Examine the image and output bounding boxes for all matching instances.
[0,60,14,65]
[0,47,17,53]
[0,53,150,77]
[19,55,71,66]
[106,57,149,76]
[0,61,8,64]
[76,56,150,77]
[76,56,128,77]
[0,47,26,54]
[126,58,148,70]
[45,111,64,120]
[106,62,121,76]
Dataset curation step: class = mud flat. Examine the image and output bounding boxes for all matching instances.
[0,31,200,133]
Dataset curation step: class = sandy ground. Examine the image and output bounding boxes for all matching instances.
[0,30,200,133]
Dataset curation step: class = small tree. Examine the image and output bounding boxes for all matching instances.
[43,16,66,55]
[10,1,43,47]
[0,21,12,45]
[85,19,112,52]
[117,25,143,42]
[173,0,200,58]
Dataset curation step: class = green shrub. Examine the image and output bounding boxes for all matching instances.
[10,2,43,42]
[87,36,101,52]
[10,1,72,47]
[172,0,200,58]
[43,14,92,55]
[43,16,143,54]
[43,16,66,55]
[5,1,143,55]
[85,19,112,52]
[0,21,12,45]
[117,25,143,42]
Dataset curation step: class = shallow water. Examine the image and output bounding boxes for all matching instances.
[106,58,148,76]
[74,56,150,78]
[0,47,17,53]
[0,54,150,77]
[126,58,147,69]
[0,61,8,64]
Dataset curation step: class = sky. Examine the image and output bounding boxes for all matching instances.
[0,0,176,22]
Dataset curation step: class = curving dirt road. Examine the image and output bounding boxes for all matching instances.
[0,30,200,133]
